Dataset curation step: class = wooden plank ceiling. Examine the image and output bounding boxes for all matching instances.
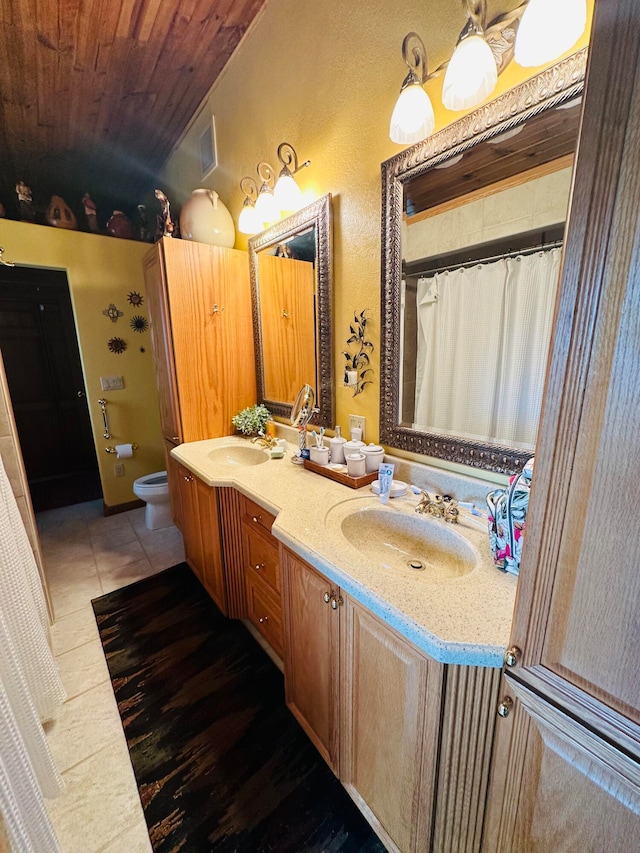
[0,0,267,225]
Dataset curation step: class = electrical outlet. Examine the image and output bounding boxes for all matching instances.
[113,462,125,477]
[348,414,366,442]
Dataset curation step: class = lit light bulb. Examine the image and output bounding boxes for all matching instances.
[274,172,304,214]
[238,201,261,235]
[442,33,498,111]
[389,83,435,144]
[515,0,587,67]
[254,188,279,225]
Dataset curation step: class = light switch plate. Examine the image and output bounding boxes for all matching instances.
[348,414,366,442]
[100,376,124,391]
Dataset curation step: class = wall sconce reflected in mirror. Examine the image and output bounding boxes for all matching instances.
[274,142,311,214]
[390,0,587,145]
[238,176,262,235]
[254,162,279,225]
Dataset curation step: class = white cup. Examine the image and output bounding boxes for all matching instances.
[362,443,385,473]
[310,445,329,465]
[343,439,365,457]
[346,452,366,477]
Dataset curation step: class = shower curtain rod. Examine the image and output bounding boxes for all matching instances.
[411,238,564,279]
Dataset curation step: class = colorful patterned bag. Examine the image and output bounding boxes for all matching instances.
[486,457,534,576]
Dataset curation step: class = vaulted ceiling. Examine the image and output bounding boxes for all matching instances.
[0,0,267,224]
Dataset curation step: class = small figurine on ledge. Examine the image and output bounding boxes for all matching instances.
[15,181,35,222]
[154,188,176,239]
[82,193,100,233]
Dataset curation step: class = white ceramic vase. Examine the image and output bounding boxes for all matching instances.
[180,188,235,247]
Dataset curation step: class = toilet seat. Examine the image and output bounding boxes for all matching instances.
[132,471,172,531]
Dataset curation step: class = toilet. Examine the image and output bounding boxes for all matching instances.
[132,471,172,530]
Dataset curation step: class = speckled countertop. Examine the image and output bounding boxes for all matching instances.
[171,434,517,668]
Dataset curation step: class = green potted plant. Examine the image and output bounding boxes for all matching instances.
[232,403,271,437]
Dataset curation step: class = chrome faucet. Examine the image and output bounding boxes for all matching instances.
[415,491,459,524]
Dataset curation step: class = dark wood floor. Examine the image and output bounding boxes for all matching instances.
[93,563,387,853]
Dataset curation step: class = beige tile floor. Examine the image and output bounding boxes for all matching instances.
[38,499,185,853]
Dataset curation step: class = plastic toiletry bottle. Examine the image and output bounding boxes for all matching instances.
[265,416,276,439]
[378,462,395,505]
[329,426,347,463]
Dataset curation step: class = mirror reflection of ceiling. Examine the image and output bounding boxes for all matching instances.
[0,0,267,217]
[262,228,317,263]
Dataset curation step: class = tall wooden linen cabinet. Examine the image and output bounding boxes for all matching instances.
[483,2,640,849]
[143,236,256,447]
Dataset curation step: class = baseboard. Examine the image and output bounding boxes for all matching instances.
[103,498,145,516]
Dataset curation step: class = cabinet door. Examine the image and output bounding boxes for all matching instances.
[340,597,444,853]
[484,4,640,849]
[281,548,340,773]
[195,476,227,615]
[161,239,255,441]
[177,464,202,579]
[143,246,182,444]
[164,442,183,531]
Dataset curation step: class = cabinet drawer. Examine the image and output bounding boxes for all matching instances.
[243,523,280,594]
[247,572,283,657]
[242,495,276,534]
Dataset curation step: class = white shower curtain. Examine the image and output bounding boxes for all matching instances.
[0,454,65,852]
[414,248,561,448]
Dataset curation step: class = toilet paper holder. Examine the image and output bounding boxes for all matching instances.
[105,444,138,454]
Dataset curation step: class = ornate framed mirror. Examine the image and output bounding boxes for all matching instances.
[380,51,587,475]
[249,194,333,427]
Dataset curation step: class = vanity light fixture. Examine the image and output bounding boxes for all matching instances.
[515,0,587,67]
[442,1,497,111]
[389,32,435,145]
[273,142,310,214]
[254,162,279,225]
[238,176,261,235]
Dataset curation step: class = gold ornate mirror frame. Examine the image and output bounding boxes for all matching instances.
[380,51,588,475]
[249,193,334,427]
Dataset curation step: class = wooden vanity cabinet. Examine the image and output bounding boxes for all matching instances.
[176,465,227,615]
[281,546,500,853]
[241,496,284,656]
[143,237,256,444]
[164,441,183,530]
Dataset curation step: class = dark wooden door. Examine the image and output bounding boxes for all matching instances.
[483,2,640,849]
[0,266,101,510]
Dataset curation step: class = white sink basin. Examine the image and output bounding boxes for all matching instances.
[325,498,478,580]
[206,443,269,467]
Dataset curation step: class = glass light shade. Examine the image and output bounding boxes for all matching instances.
[515,0,587,67]
[274,173,304,213]
[389,83,435,144]
[442,34,498,111]
[238,202,261,235]
[254,188,279,224]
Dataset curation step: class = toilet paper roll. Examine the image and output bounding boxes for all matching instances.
[115,443,133,459]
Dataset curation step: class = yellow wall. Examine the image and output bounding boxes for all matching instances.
[0,220,165,508]
[161,0,593,454]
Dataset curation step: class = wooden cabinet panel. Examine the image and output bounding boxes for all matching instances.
[340,597,444,853]
[164,442,183,531]
[218,488,247,619]
[484,4,640,849]
[281,547,340,772]
[177,464,201,573]
[243,523,280,594]
[143,250,182,444]
[257,253,316,404]
[195,476,226,614]
[246,571,283,657]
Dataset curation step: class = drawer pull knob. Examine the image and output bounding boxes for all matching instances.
[252,515,262,524]
[259,615,269,624]
[497,697,513,718]
[183,474,193,482]
[172,436,180,442]
[253,562,265,572]
[504,646,521,668]
[323,592,331,603]
[330,596,344,610]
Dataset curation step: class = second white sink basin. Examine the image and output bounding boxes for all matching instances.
[325,498,478,580]
[206,443,269,467]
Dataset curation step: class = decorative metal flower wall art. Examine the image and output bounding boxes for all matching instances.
[103,303,123,323]
[130,315,148,333]
[107,336,127,354]
[342,310,374,396]
[127,291,144,306]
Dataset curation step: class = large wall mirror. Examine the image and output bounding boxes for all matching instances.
[249,194,333,427]
[380,51,587,475]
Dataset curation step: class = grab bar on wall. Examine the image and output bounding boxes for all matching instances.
[97,398,110,439]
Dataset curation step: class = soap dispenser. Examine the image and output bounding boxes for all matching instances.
[329,425,347,464]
